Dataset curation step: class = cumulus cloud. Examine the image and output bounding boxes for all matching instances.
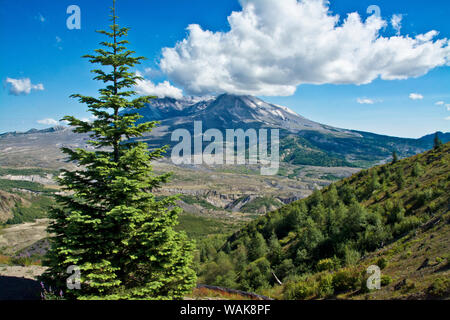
[5,77,44,95]
[134,71,183,99]
[391,14,403,36]
[357,98,375,104]
[160,0,450,96]
[409,93,424,100]
[37,118,58,125]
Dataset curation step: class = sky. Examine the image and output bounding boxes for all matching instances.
[0,0,449,138]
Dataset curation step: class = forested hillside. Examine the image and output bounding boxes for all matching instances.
[196,143,450,298]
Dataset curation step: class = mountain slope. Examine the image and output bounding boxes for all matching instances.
[128,94,449,167]
[1,94,449,168]
[130,94,352,135]
[196,143,450,298]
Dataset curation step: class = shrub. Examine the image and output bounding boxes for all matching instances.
[332,268,361,292]
[317,273,334,298]
[398,279,416,293]
[428,278,450,297]
[283,279,316,300]
[393,216,421,236]
[317,258,336,272]
[343,248,361,266]
[376,257,388,270]
[381,275,392,287]
[414,188,433,206]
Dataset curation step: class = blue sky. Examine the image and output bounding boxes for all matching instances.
[0,0,449,138]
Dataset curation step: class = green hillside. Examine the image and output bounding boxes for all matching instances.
[281,130,450,168]
[196,143,450,298]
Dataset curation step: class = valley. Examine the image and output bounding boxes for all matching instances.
[0,94,448,300]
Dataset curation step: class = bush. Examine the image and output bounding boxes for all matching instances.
[428,278,450,297]
[283,279,316,300]
[414,188,433,206]
[381,275,392,287]
[343,248,361,266]
[317,258,336,272]
[376,257,388,270]
[317,274,334,298]
[393,216,421,236]
[332,268,361,292]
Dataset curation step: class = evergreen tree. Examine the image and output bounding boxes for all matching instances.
[392,151,398,164]
[247,232,268,261]
[41,0,196,299]
[433,132,442,149]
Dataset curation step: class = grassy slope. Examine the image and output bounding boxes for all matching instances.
[207,143,449,299]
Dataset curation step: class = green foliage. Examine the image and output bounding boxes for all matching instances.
[394,168,405,189]
[411,162,424,177]
[376,257,388,270]
[247,232,268,261]
[316,258,336,272]
[41,1,196,300]
[0,179,54,195]
[332,268,361,292]
[433,133,443,150]
[283,278,317,300]
[392,151,398,164]
[176,213,240,241]
[280,136,354,167]
[393,216,422,236]
[317,273,334,298]
[6,196,53,224]
[342,246,361,267]
[178,195,222,211]
[240,197,282,213]
[380,275,392,287]
[428,278,450,297]
[197,143,450,295]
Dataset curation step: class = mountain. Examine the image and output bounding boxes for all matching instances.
[196,143,450,299]
[126,94,449,167]
[417,131,450,144]
[1,94,449,168]
[128,93,356,136]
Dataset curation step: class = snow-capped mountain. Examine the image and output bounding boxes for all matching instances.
[130,93,355,137]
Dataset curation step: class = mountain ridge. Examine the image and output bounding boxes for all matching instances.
[1,94,449,168]
[195,142,450,299]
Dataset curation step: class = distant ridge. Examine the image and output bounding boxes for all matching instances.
[1,94,449,168]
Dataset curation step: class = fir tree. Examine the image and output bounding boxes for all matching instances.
[433,132,442,150]
[391,151,398,164]
[41,0,196,299]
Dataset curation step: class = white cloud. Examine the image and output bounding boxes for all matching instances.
[37,118,58,125]
[134,71,183,99]
[160,0,450,96]
[435,101,445,105]
[391,14,403,36]
[37,13,45,23]
[445,116,450,120]
[409,93,424,100]
[446,104,450,111]
[5,77,44,95]
[357,98,374,104]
